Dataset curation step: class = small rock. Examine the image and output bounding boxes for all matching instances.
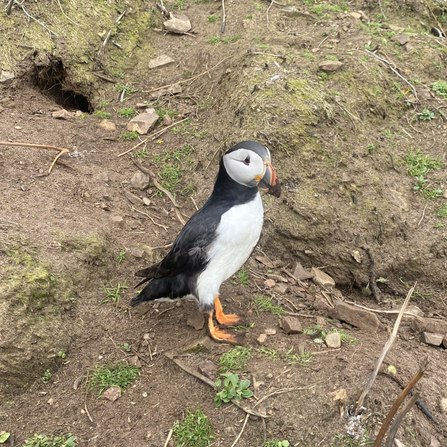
[325,332,341,348]
[394,439,406,447]
[255,256,275,268]
[128,355,142,368]
[257,333,267,345]
[198,360,217,379]
[142,197,151,206]
[311,267,335,288]
[348,12,361,19]
[403,43,414,52]
[441,398,447,413]
[318,60,343,72]
[420,332,444,347]
[252,372,266,391]
[264,328,276,335]
[281,316,302,334]
[274,283,289,295]
[131,171,151,190]
[329,303,380,332]
[129,246,145,259]
[351,250,362,263]
[168,84,183,95]
[110,215,124,227]
[148,54,175,69]
[411,317,447,335]
[391,34,409,46]
[430,436,441,447]
[52,109,73,120]
[99,119,116,131]
[102,386,121,402]
[47,398,55,406]
[316,316,326,327]
[163,114,172,126]
[164,14,192,34]
[101,203,111,211]
[328,388,347,402]
[264,279,276,288]
[443,335,447,349]
[389,24,404,32]
[124,190,144,206]
[0,70,15,84]
[293,262,314,280]
[127,109,159,134]
[74,110,84,117]
[187,312,205,330]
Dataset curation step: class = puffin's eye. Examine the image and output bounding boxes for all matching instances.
[243,156,250,165]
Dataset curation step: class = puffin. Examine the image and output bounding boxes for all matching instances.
[130,141,281,343]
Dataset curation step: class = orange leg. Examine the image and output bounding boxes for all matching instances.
[214,296,241,326]
[208,312,238,344]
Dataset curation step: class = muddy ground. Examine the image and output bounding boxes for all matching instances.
[1,0,447,446]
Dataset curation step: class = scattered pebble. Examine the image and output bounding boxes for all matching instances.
[99,119,116,131]
[420,332,443,347]
[131,170,151,190]
[47,398,55,406]
[102,386,121,402]
[281,316,302,334]
[198,360,217,379]
[264,279,276,288]
[391,34,409,45]
[411,317,447,335]
[292,262,314,280]
[274,283,289,295]
[329,302,379,333]
[163,14,191,34]
[351,250,362,263]
[124,190,144,206]
[0,70,15,84]
[110,215,124,227]
[325,332,341,349]
[142,197,151,206]
[318,60,343,72]
[312,267,335,288]
[128,355,142,368]
[440,398,447,413]
[264,328,276,336]
[127,109,159,134]
[148,54,175,69]
[186,312,205,330]
[52,109,73,120]
[257,333,267,345]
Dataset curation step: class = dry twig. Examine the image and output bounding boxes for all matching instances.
[163,429,173,447]
[221,0,226,33]
[0,141,69,174]
[356,283,416,414]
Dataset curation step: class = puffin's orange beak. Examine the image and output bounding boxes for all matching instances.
[258,160,281,198]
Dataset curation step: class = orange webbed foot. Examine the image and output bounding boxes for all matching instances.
[208,312,242,345]
[214,296,241,326]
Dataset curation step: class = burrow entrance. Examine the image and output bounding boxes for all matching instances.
[32,56,93,113]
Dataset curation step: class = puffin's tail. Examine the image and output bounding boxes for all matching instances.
[130,275,191,306]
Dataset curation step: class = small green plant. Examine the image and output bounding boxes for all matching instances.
[254,296,285,317]
[57,351,66,359]
[155,108,178,121]
[246,14,253,19]
[231,267,249,285]
[136,149,149,159]
[406,149,444,176]
[214,372,253,407]
[0,433,10,443]
[264,441,290,447]
[338,329,357,345]
[98,101,110,109]
[118,107,136,118]
[93,110,111,119]
[121,131,139,141]
[437,204,447,218]
[218,346,252,371]
[303,49,315,59]
[259,347,280,360]
[22,433,76,447]
[115,84,137,95]
[206,35,240,44]
[118,249,126,264]
[42,369,52,384]
[434,222,445,229]
[172,409,214,447]
[325,55,338,61]
[413,176,442,200]
[367,143,376,154]
[207,14,218,23]
[381,129,394,140]
[173,0,185,9]
[123,343,132,352]
[101,281,128,308]
[285,347,313,366]
[431,80,447,98]
[419,108,435,121]
[256,3,265,10]
[88,361,140,398]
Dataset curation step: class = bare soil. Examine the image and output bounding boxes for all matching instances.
[1,1,446,446]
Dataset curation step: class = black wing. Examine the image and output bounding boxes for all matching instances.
[135,205,221,282]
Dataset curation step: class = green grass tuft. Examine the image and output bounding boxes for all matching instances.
[218,346,252,371]
[172,409,214,447]
[22,433,76,447]
[254,295,285,317]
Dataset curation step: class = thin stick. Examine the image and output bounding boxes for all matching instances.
[384,393,419,447]
[130,206,169,231]
[221,0,226,33]
[0,141,69,174]
[14,1,58,36]
[117,118,190,157]
[374,357,428,447]
[6,0,14,15]
[163,429,173,447]
[143,56,233,94]
[84,391,94,423]
[55,0,79,25]
[231,414,249,447]
[344,301,422,319]
[418,205,427,226]
[266,1,274,27]
[365,248,381,301]
[365,50,417,101]
[356,283,416,414]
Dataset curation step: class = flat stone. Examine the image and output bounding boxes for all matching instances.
[325,332,341,348]
[127,109,159,134]
[318,60,343,72]
[257,333,267,345]
[187,312,205,330]
[440,397,447,413]
[163,14,191,34]
[389,24,404,32]
[430,436,441,447]
[252,372,266,391]
[127,355,142,368]
[351,250,362,263]
[110,215,124,227]
[52,109,73,120]
[255,256,275,268]
[417,89,432,101]
[403,43,414,52]
[411,317,447,335]
[316,316,326,326]
[293,262,314,280]
[148,55,175,69]
[163,114,172,125]
[420,332,444,346]
[311,267,335,288]
[131,170,151,190]
[264,279,276,288]
[274,283,289,295]
[198,360,217,379]
[328,302,380,332]
[124,190,144,206]
[142,197,151,206]
[129,246,145,259]
[99,119,116,131]
[391,34,409,45]
[443,335,447,349]
[349,12,361,19]
[264,328,276,335]
[281,316,302,334]
[102,386,121,402]
[0,70,15,84]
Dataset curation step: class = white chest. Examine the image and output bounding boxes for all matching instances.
[196,193,264,308]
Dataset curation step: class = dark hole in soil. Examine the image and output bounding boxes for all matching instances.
[32,57,93,113]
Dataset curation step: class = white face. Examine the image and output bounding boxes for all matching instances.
[223,148,266,188]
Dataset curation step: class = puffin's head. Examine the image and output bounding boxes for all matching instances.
[222,141,281,197]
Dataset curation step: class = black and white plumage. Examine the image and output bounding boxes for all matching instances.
[130,141,280,343]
